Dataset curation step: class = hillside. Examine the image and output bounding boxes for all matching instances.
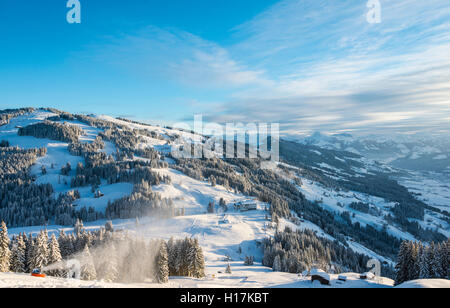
[0,108,448,288]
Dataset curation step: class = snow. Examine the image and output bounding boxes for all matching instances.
[151,168,255,214]
[294,178,415,242]
[310,269,330,281]
[73,182,134,212]
[2,110,447,288]
[396,279,450,289]
[399,172,450,212]
[0,270,397,288]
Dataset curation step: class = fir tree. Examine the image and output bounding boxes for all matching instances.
[30,231,49,270]
[156,241,169,283]
[395,241,410,285]
[0,221,11,272]
[25,234,35,273]
[406,242,419,280]
[167,237,177,276]
[273,255,282,272]
[190,239,205,278]
[81,244,97,281]
[74,219,84,235]
[418,244,429,279]
[207,201,215,214]
[47,234,62,277]
[225,263,232,274]
[10,235,26,273]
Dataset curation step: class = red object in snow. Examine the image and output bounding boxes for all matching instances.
[31,269,46,278]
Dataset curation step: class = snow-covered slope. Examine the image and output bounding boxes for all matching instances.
[395,279,450,288]
[297,131,450,172]
[1,109,448,288]
[0,271,397,288]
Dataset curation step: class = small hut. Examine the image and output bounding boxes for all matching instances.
[338,275,347,282]
[310,269,330,285]
[360,272,375,280]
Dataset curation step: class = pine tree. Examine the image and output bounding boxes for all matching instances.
[225,263,232,274]
[175,239,188,276]
[25,234,35,273]
[81,244,97,281]
[406,242,419,280]
[10,235,26,273]
[439,241,448,279]
[431,243,444,279]
[167,237,177,276]
[191,239,205,278]
[0,221,11,272]
[47,234,62,277]
[74,219,84,235]
[273,255,282,272]
[156,241,169,283]
[419,245,430,279]
[395,241,410,285]
[425,242,436,278]
[30,231,49,270]
[207,201,215,213]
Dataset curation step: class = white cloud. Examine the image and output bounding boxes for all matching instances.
[203,0,450,135]
[88,26,271,90]
[82,1,450,135]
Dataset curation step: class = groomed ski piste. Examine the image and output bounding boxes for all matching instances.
[1,110,449,288]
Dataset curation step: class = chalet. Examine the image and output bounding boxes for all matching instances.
[310,269,330,285]
[235,200,258,212]
[360,272,375,280]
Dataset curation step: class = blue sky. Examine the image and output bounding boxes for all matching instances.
[1,0,449,136]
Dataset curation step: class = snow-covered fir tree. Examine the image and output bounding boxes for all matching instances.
[187,238,205,278]
[167,237,177,276]
[47,234,62,277]
[74,219,84,235]
[156,241,169,283]
[25,234,35,273]
[81,244,97,281]
[0,221,11,272]
[395,240,449,284]
[273,255,282,272]
[10,234,26,273]
[30,231,49,271]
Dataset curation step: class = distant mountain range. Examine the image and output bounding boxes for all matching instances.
[292,132,450,173]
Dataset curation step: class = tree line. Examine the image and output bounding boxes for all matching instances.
[18,121,83,143]
[263,227,395,278]
[395,239,448,285]
[0,220,206,283]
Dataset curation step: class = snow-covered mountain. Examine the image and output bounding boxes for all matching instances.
[297,131,450,173]
[0,108,448,288]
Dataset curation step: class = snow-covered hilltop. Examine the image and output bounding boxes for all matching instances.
[0,108,448,288]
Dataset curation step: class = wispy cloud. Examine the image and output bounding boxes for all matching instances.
[87,26,272,90]
[82,0,450,136]
[204,0,450,135]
